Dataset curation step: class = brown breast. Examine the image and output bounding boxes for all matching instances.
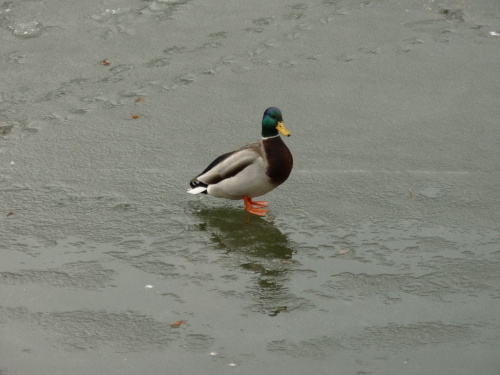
[263,136,293,186]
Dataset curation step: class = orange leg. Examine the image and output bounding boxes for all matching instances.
[243,196,269,216]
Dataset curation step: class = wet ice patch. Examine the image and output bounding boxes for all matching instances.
[0,261,115,290]
[420,186,442,198]
[91,8,131,22]
[11,20,44,38]
[267,322,472,358]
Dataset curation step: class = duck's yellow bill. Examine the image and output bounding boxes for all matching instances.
[276,121,291,137]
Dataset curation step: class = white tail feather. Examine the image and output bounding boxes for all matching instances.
[187,186,207,194]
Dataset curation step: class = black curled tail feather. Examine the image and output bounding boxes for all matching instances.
[188,151,234,194]
[189,179,208,194]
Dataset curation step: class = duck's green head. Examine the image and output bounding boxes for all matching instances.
[261,107,291,138]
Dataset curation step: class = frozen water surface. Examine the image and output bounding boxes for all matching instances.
[1,0,500,374]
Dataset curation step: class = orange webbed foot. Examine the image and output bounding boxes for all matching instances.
[246,207,269,216]
[243,196,269,216]
[249,200,268,207]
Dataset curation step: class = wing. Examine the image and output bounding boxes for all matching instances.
[192,143,263,186]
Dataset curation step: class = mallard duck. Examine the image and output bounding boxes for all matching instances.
[188,107,293,216]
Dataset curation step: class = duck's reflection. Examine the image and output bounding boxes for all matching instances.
[191,204,298,316]
[192,206,293,258]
